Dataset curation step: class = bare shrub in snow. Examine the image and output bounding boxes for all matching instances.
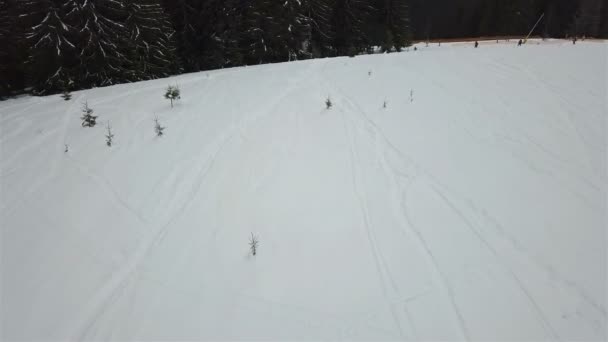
[326,96,332,109]
[154,117,165,137]
[249,233,259,256]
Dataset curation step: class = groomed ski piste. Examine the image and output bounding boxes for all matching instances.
[1,40,607,341]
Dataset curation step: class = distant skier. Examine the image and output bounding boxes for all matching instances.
[518,39,523,46]
[474,41,479,48]
[572,37,577,45]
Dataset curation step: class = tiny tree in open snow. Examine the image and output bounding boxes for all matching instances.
[81,102,98,127]
[61,79,74,100]
[61,90,72,101]
[249,233,259,256]
[154,117,165,136]
[165,85,180,107]
[105,122,114,147]
[326,96,332,109]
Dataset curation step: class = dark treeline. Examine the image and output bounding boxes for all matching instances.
[0,0,605,98]
[411,0,606,40]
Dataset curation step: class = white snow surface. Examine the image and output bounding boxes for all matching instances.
[1,40,607,341]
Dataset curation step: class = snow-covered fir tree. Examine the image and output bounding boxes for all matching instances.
[303,0,335,57]
[161,0,208,71]
[80,101,98,127]
[199,0,245,69]
[0,0,18,97]
[380,0,412,51]
[241,0,310,64]
[24,0,79,94]
[331,0,374,56]
[164,85,180,107]
[71,0,131,88]
[124,0,180,80]
[0,3,10,97]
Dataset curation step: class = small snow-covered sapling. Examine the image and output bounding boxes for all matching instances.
[81,101,97,127]
[249,233,259,256]
[410,89,414,103]
[105,122,114,147]
[64,144,69,153]
[383,100,387,109]
[164,85,181,108]
[154,117,165,137]
[61,91,72,101]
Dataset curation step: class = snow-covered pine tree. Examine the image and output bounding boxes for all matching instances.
[364,0,411,53]
[0,1,11,97]
[600,1,608,38]
[164,85,180,107]
[304,0,335,57]
[282,0,312,61]
[241,0,310,64]
[24,0,79,94]
[383,0,412,51]
[61,89,72,100]
[575,0,602,38]
[81,101,98,127]
[70,0,131,88]
[124,0,180,80]
[199,0,245,69]
[0,0,18,97]
[241,0,272,64]
[162,0,208,71]
[331,0,374,56]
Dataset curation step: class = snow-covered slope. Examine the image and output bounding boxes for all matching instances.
[1,40,607,341]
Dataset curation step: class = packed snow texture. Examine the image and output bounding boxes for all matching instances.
[1,40,607,341]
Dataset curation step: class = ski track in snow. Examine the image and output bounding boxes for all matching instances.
[320,51,605,339]
[74,61,324,339]
[327,76,472,340]
[340,104,407,339]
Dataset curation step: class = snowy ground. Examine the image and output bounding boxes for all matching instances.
[1,40,607,341]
